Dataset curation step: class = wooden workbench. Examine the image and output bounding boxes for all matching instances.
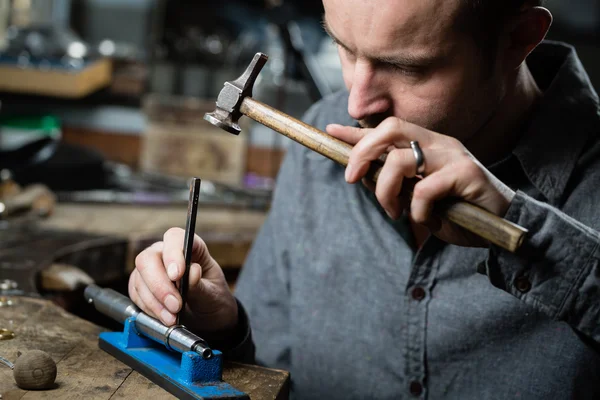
[0,201,267,302]
[41,202,268,271]
[0,296,289,399]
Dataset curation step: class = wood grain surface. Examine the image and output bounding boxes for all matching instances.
[0,297,289,399]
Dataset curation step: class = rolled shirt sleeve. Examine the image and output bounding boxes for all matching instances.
[485,190,600,343]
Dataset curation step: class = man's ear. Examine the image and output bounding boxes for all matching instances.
[503,7,553,70]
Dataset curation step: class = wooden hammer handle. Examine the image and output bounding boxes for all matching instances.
[240,97,527,253]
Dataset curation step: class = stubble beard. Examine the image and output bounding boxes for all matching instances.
[356,87,500,145]
[357,109,452,137]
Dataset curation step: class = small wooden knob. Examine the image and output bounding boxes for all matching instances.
[13,350,57,390]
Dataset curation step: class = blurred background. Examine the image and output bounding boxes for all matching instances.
[0,0,342,195]
[0,0,598,194]
[0,0,598,317]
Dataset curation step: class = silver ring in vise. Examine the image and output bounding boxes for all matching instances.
[410,141,426,176]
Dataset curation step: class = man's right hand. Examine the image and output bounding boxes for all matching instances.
[128,227,239,335]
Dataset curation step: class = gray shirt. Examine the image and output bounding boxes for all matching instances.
[231,41,600,399]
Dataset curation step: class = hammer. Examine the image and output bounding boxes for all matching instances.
[204,53,527,253]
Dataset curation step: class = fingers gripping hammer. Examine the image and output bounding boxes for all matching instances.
[204,53,528,253]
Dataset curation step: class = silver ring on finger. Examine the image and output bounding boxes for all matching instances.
[410,141,426,176]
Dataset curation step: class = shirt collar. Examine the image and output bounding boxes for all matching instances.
[512,41,600,202]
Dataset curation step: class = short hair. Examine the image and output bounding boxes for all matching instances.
[457,0,546,61]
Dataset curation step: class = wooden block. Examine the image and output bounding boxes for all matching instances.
[61,126,286,181]
[246,146,286,179]
[0,59,112,98]
[140,95,248,186]
[223,362,290,400]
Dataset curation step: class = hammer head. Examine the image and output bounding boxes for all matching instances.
[204,53,268,135]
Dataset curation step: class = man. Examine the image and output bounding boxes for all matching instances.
[129,0,600,398]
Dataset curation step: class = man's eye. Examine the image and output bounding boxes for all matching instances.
[387,64,423,77]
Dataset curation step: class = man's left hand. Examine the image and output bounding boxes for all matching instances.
[326,117,516,248]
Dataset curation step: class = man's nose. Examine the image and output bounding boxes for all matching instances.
[347,60,391,121]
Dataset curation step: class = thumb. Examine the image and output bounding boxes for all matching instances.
[191,237,222,280]
[187,262,205,290]
[326,124,370,145]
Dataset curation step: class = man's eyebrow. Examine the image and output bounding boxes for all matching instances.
[375,53,443,69]
[321,16,444,68]
[321,17,353,53]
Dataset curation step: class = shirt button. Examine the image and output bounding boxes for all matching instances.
[515,276,532,293]
[410,381,423,396]
[411,286,426,301]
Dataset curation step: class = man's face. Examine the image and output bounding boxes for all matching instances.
[323,0,506,142]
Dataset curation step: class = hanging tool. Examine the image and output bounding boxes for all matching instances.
[85,285,248,400]
[204,53,528,253]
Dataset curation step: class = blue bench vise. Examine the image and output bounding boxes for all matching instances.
[84,285,249,400]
